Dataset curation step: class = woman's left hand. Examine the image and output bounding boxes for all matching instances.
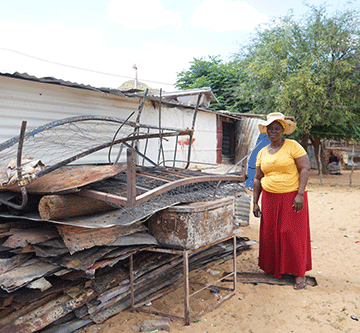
[293,194,304,213]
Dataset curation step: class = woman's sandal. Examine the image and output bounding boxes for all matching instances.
[294,277,307,290]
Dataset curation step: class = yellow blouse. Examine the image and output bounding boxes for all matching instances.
[256,139,307,193]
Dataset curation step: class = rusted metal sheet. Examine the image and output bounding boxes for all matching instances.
[33,238,69,258]
[56,223,147,254]
[50,247,113,272]
[148,197,234,250]
[3,227,59,249]
[0,288,98,333]
[0,164,127,194]
[0,258,60,292]
[106,232,158,247]
[0,253,33,274]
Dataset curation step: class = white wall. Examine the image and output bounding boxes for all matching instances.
[0,76,217,169]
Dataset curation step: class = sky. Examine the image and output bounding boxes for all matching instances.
[0,0,356,91]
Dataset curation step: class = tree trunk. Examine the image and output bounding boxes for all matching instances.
[39,194,115,220]
[311,138,329,175]
[300,132,310,151]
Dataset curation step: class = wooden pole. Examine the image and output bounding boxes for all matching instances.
[350,144,355,187]
[318,142,323,185]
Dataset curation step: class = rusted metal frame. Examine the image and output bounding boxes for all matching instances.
[189,290,236,323]
[189,234,237,323]
[135,174,245,206]
[189,282,234,292]
[157,88,166,167]
[145,168,193,179]
[130,253,135,310]
[81,174,243,208]
[0,115,186,153]
[188,273,234,298]
[79,189,128,206]
[183,250,190,325]
[134,282,183,308]
[108,111,136,164]
[127,149,137,207]
[173,134,178,167]
[0,121,28,210]
[141,234,235,256]
[33,129,192,181]
[122,141,157,166]
[130,235,236,326]
[133,88,149,151]
[135,171,173,183]
[135,308,185,322]
[185,92,202,169]
[141,128,151,166]
[233,234,237,292]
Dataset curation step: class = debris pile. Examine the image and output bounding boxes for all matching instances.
[0,217,253,333]
[0,116,252,332]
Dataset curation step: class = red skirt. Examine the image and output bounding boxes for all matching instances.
[259,190,312,278]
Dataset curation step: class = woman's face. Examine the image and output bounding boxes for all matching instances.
[266,121,284,141]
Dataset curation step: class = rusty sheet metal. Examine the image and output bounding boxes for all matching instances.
[108,232,158,246]
[0,288,98,333]
[49,246,114,272]
[36,316,93,333]
[90,266,129,293]
[2,227,59,248]
[0,294,13,309]
[0,253,33,274]
[33,238,69,258]
[148,197,234,250]
[0,258,60,292]
[56,222,147,254]
[27,277,53,292]
[0,164,126,194]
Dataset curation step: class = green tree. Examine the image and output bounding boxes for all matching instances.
[175,56,252,112]
[234,4,360,170]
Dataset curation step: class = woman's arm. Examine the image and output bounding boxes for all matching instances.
[253,166,264,217]
[293,154,310,212]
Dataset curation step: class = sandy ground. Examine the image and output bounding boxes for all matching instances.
[81,169,360,333]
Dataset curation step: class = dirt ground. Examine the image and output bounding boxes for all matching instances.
[81,169,360,333]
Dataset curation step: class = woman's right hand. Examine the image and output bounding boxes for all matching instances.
[253,203,261,218]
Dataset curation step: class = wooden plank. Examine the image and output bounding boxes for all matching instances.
[0,164,127,194]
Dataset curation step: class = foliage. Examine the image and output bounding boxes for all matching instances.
[234,4,360,141]
[175,56,252,112]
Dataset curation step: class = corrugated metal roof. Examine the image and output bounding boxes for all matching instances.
[0,72,218,112]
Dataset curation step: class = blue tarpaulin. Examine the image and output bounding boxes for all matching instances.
[246,133,270,189]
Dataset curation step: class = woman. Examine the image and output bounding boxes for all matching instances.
[253,112,312,290]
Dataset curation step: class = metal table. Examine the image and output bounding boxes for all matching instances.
[129,234,237,325]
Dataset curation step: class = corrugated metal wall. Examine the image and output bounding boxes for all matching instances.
[0,76,217,168]
[235,117,261,173]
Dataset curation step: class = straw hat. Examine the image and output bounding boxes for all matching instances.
[258,112,296,135]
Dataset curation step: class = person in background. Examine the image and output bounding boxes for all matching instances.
[327,151,342,175]
[253,112,312,290]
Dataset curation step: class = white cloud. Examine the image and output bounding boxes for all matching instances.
[0,21,207,90]
[189,0,269,32]
[107,0,182,31]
